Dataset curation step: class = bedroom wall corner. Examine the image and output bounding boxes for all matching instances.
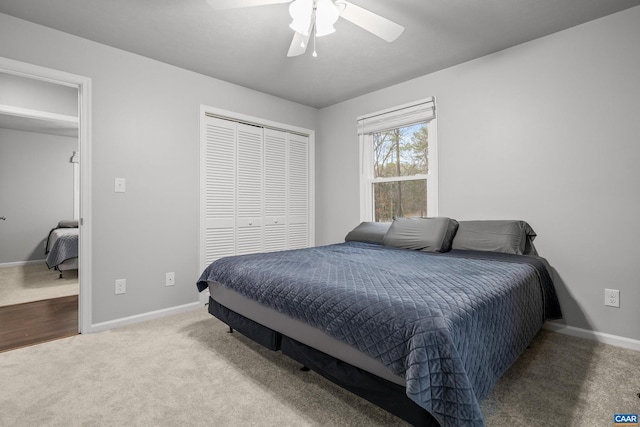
[316,6,640,342]
[0,12,318,328]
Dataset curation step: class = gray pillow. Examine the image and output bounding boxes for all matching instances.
[345,221,391,245]
[382,217,459,253]
[451,220,538,255]
[58,220,79,228]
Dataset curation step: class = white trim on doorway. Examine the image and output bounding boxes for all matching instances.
[0,56,93,334]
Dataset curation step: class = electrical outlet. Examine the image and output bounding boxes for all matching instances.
[115,279,126,295]
[165,272,175,286]
[605,288,620,308]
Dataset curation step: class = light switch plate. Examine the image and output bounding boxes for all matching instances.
[114,178,126,193]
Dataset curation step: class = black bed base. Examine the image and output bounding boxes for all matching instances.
[208,297,439,427]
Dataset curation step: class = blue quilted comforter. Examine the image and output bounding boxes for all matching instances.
[45,234,78,268]
[197,242,561,426]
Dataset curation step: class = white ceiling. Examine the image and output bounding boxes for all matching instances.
[1,0,638,108]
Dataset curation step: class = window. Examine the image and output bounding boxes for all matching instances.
[358,98,437,222]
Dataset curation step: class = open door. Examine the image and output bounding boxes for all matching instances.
[0,56,92,336]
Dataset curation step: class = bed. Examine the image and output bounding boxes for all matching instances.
[45,220,79,277]
[196,218,562,426]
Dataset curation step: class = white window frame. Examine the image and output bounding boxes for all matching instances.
[358,98,438,222]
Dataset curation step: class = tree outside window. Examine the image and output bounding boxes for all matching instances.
[371,123,429,222]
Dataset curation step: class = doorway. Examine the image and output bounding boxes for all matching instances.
[0,57,92,346]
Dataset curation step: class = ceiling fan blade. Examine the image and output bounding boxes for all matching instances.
[206,0,290,10]
[337,1,404,42]
[287,31,310,57]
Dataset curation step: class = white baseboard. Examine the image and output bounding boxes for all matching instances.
[0,259,46,268]
[544,321,640,352]
[66,297,640,352]
[89,301,202,333]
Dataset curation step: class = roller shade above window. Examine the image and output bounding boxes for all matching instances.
[357,97,436,135]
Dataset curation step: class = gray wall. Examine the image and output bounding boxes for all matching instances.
[0,128,76,263]
[316,6,640,341]
[2,6,638,342]
[0,12,318,324]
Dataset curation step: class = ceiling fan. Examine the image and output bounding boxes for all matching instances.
[206,0,404,57]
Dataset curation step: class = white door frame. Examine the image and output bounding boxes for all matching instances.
[0,57,92,334]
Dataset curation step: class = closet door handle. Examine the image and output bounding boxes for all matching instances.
[0,216,5,221]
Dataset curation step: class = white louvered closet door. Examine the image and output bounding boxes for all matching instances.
[263,128,288,252]
[202,117,236,266]
[288,133,309,249]
[201,112,311,271]
[236,124,264,255]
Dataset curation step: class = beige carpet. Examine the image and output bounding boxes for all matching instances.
[0,263,78,307]
[0,309,638,426]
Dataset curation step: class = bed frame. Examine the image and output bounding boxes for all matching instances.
[206,293,440,426]
[55,257,78,278]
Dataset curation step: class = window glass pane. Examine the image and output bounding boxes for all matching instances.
[373,179,427,222]
[373,123,429,178]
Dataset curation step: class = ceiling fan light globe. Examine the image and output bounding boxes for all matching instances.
[289,19,311,35]
[289,0,312,21]
[315,0,339,25]
[289,0,313,35]
[315,22,336,37]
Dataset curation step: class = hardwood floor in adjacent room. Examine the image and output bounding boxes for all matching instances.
[0,295,78,353]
